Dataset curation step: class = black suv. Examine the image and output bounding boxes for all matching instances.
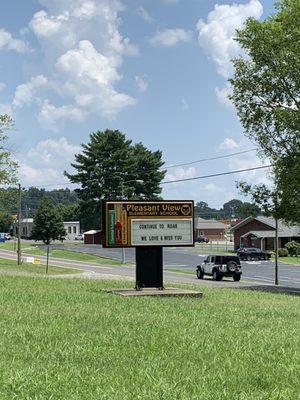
[196,254,242,281]
[194,235,209,243]
[237,247,271,261]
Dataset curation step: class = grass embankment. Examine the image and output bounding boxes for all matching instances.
[0,242,124,265]
[277,256,300,266]
[165,268,195,275]
[0,258,82,275]
[24,248,123,265]
[0,276,299,399]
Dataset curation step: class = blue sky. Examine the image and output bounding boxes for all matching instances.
[0,0,275,208]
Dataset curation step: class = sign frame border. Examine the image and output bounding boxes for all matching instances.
[102,199,195,248]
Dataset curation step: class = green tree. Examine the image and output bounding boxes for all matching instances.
[0,114,18,184]
[229,0,300,223]
[238,202,261,219]
[222,199,260,219]
[65,130,166,229]
[194,201,218,219]
[0,212,13,232]
[32,198,66,245]
[222,199,243,218]
[57,203,80,222]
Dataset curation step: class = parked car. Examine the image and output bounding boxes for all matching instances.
[5,233,11,240]
[196,254,242,281]
[194,235,209,243]
[237,247,271,261]
[74,234,84,241]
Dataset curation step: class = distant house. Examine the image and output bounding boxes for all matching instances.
[194,218,228,240]
[231,216,300,250]
[12,219,80,240]
[12,218,34,238]
[83,230,102,245]
[64,221,81,240]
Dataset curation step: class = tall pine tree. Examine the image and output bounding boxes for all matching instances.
[65,130,166,229]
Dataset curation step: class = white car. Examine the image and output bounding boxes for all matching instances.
[74,234,84,240]
[196,254,242,281]
[5,233,11,240]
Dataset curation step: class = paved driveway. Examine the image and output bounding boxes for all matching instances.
[55,244,300,288]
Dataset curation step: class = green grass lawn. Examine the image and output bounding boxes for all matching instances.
[165,268,195,275]
[0,240,36,251]
[0,276,299,399]
[0,241,19,251]
[0,241,124,265]
[23,247,124,265]
[0,258,83,276]
[278,256,300,265]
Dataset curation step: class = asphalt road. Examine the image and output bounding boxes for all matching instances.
[57,243,300,289]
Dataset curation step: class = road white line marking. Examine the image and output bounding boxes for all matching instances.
[164,265,189,268]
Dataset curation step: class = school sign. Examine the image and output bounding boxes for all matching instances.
[103,200,194,248]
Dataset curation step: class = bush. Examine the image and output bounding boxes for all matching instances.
[285,241,300,257]
[278,248,289,257]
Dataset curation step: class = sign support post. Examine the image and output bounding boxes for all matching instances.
[135,246,163,290]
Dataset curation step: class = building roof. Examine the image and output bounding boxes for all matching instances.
[231,216,300,237]
[21,218,34,223]
[241,230,291,239]
[83,230,100,235]
[195,218,228,230]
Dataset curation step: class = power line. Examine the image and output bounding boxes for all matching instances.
[161,165,272,184]
[164,149,257,169]
[6,163,270,190]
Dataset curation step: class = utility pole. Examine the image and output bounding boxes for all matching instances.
[275,217,279,285]
[17,183,22,265]
[121,180,126,264]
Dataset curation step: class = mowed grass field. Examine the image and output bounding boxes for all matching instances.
[23,247,123,265]
[0,241,124,265]
[0,276,299,399]
[0,257,83,275]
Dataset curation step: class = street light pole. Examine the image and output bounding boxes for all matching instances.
[121,180,126,264]
[17,183,22,265]
[275,217,279,285]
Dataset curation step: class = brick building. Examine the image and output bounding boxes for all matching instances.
[194,218,228,240]
[231,216,300,250]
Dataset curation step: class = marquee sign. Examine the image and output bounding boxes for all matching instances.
[103,200,194,248]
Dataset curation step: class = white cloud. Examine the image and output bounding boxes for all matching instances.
[135,75,149,92]
[29,10,67,38]
[219,138,239,151]
[0,28,28,53]
[55,40,136,119]
[12,75,48,108]
[165,167,196,183]
[27,136,81,164]
[0,103,12,116]
[57,40,120,86]
[19,0,137,127]
[38,100,87,130]
[181,97,189,111]
[197,0,263,78]
[150,28,193,47]
[217,138,271,186]
[136,6,152,22]
[202,183,222,193]
[0,82,5,91]
[19,137,81,187]
[215,83,234,109]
